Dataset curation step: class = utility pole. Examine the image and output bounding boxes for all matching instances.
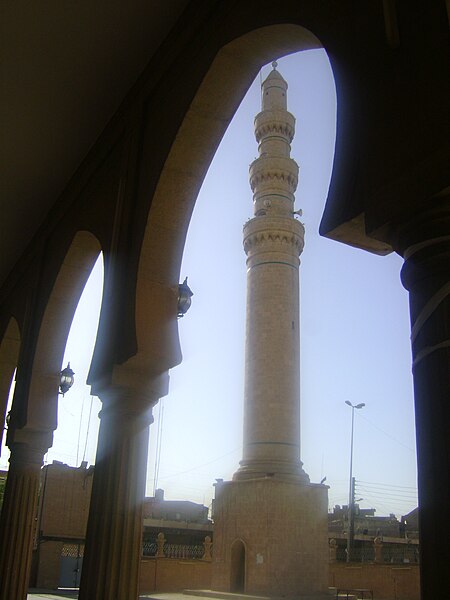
[348,476,356,561]
[345,400,365,562]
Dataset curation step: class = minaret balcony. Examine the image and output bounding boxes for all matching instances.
[249,156,299,195]
[243,215,305,260]
[254,109,295,144]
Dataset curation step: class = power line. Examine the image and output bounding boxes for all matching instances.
[356,482,417,501]
[157,446,241,481]
[357,491,417,502]
[357,493,399,516]
[356,490,417,508]
[358,413,415,453]
[356,488,416,507]
[357,479,417,491]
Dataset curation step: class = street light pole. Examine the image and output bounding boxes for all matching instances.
[345,400,365,562]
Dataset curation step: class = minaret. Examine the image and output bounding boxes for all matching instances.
[235,61,307,482]
[212,63,329,598]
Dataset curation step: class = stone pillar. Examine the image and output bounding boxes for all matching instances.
[203,535,212,561]
[78,385,155,600]
[373,537,383,564]
[156,532,166,558]
[0,429,51,600]
[390,194,450,598]
[329,538,337,563]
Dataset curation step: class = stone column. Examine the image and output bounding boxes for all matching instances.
[78,385,155,600]
[0,430,51,600]
[390,194,450,599]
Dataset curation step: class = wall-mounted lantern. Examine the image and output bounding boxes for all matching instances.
[59,362,75,396]
[177,277,193,318]
[3,411,11,431]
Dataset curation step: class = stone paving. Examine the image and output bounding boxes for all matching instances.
[27,592,189,600]
[28,592,78,600]
[28,591,336,600]
[28,593,194,600]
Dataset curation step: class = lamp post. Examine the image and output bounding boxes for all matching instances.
[345,400,365,562]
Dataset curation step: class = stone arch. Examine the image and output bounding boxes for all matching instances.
[0,317,20,448]
[230,538,247,593]
[11,231,102,439]
[119,24,325,389]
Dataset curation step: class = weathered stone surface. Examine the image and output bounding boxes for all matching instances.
[212,478,329,596]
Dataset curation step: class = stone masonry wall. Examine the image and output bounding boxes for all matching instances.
[212,478,329,596]
[329,563,420,600]
[139,557,211,594]
[139,559,420,599]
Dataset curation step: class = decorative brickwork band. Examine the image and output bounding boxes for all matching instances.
[254,112,295,144]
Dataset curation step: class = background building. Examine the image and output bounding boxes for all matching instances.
[31,463,212,589]
[329,504,401,538]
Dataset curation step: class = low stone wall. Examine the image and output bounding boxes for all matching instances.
[32,546,420,599]
[329,563,420,600]
[34,541,64,589]
[140,559,420,599]
[139,557,212,594]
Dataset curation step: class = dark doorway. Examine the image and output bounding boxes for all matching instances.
[230,539,246,592]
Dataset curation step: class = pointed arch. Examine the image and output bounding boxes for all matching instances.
[11,231,102,437]
[230,538,247,592]
[0,318,20,449]
[126,24,324,386]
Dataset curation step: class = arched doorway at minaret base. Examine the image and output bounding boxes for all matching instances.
[230,539,246,593]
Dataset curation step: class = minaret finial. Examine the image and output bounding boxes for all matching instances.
[272,60,278,70]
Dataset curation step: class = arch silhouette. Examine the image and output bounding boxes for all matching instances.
[127,24,325,387]
[0,318,20,448]
[11,231,102,438]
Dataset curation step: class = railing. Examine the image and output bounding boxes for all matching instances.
[382,545,419,564]
[142,541,158,556]
[142,534,212,561]
[330,538,419,564]
[163,543,204,559]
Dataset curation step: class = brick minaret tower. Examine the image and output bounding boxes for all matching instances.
[212,63,329,598]
[235,61,307,483]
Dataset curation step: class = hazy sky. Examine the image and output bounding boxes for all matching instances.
[1,50,418,518]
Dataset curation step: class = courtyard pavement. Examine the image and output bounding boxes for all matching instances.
[28,592,78,599]
[28,592,337,600]
[27,592,189,600]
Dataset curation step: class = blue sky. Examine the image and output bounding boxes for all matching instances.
[2,50,418,518]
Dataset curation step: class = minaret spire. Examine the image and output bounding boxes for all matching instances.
[234,64,308,481]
